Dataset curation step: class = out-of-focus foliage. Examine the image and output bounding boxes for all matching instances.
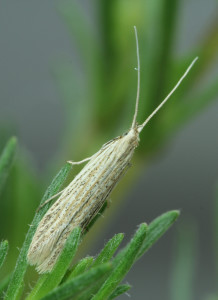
[55,0,218,160]
[169,191,218,300]
[0,0,217,299]
[0,137,17,195]
[170,220,197,300]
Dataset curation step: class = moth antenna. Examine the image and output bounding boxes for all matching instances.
[131,26,140,129]
[138,57,198,132]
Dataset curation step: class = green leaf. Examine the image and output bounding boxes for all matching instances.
[136,210,180,259]
[91,223,147,300]
[72,276,127,300]
[92,233,124,268]
[5,163,71,300]
[107,284,131,300]
[0,240,9,269]
[113,210,179,270]
[63,232,123,298]
[28,227,81,300]
[67,257,94,281]
[0,137,17,194]
[41,263,112,300]
[70,232,124,299]
[72,274,110,300]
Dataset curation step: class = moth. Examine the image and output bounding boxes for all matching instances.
[27,27,198,274]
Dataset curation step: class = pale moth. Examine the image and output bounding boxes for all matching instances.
[27,27,198,274]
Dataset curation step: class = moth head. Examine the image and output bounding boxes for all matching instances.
[122,128,139,148]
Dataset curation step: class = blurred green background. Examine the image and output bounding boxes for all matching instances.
[0,0,218,299]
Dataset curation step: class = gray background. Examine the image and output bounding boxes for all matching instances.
[0,0,218,299]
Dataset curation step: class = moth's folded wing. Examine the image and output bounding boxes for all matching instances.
[27,223,65,267]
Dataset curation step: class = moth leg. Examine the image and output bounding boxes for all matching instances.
[67,155,93,165]
[37,156,93,212]
[37,188,67,212]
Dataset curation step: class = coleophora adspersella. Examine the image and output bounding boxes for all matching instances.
[27,27,198,273]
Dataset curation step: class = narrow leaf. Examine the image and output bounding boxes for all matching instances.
[91,223,147,300]
[29,228,81,300]
[74,281,130,300]
[41,263,112,300]
[73,274,110,300]
[67,257,93,281]
[107,284,131,300]
[0,240,9,269]
[113,210,179,266]
[5,163,71,300]
[75,234,124,299]
[136,210,180,259]
[92,233,124,268]
[0,137,17,194]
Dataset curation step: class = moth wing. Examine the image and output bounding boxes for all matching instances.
[27,222,66,266]
[27,192,72,266]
